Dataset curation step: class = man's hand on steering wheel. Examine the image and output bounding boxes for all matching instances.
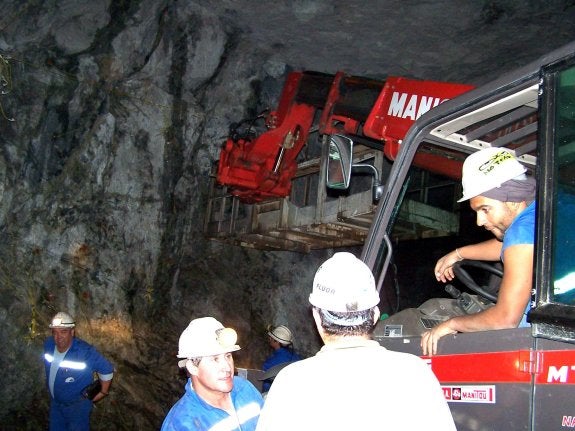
[434,250,463,283]
[452,260,503,303]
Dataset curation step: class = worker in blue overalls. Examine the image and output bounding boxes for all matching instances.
[43,311,114,431]
[261,325,301,392]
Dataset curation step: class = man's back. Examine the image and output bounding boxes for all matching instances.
[256,338,455,431]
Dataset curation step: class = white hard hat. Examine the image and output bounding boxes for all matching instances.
[309,252,379,312]
[268,325,293,345]
[458,148,527,202]
[177,317,240,367]
[49,311,76,329]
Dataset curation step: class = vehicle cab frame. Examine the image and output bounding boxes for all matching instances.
[329,41,575,430]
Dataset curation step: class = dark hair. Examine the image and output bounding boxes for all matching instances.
[315,306,376,336]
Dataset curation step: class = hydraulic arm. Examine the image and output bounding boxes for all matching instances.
[216,71,474,202]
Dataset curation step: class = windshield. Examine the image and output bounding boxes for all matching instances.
[370,144,468,315]
[551,64,575,305]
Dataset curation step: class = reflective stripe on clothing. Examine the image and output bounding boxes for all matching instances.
[208,402,262,431]
[43,337,114,404]
[45,353,88,370]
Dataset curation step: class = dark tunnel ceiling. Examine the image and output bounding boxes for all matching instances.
[204,0,575,85]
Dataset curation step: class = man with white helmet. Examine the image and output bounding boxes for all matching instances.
[261,324,301,392]
[256,252,455,431]
[161,317,264,431]
[43,311,114,431]
[422,147,536,356]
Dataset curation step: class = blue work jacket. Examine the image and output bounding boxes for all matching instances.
[43,337,114,404]
[161,376,264,431]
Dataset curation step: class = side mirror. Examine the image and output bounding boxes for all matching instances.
[327,135,353,189]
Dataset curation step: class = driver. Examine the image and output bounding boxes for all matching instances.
[421,148,536,356]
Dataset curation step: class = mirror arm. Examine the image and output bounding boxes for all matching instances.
[352,163,384,202]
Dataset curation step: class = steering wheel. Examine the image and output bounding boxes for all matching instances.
[452,260,503,303]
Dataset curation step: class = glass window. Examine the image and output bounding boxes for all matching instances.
[371,145,463,314]
[551,64,575,305]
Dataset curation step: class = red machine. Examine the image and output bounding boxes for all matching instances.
[361,42,575,430]
[216,71,474,202]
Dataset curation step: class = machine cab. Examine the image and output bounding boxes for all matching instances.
[330,42,575,430]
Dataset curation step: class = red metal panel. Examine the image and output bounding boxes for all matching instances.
[424,349,575,385]
[426,351,531,384]
[318,72,364,136]
[534,349,575,384]
[364,77,474,145]
[216,72,318,201]
[413,153,463,180]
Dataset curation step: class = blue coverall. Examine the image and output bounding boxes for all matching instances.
[261,347,301,392]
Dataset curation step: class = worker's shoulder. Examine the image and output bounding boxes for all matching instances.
[341,343,434,374]
[271,355,315,379]
[69,337,107,357]
[377,347,430,365]
[71,337,95,349]
[347,342,422,359]
[285,344,426,369]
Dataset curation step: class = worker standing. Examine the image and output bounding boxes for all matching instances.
[161,317,264,431]
[256,252,455,431]
[261,325,301,392]
[43,311,114,431]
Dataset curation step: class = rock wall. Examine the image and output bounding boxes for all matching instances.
[0,1,326,428]
[0,0,574,429]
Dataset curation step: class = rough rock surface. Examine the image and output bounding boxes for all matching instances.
[0,0,573,429]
